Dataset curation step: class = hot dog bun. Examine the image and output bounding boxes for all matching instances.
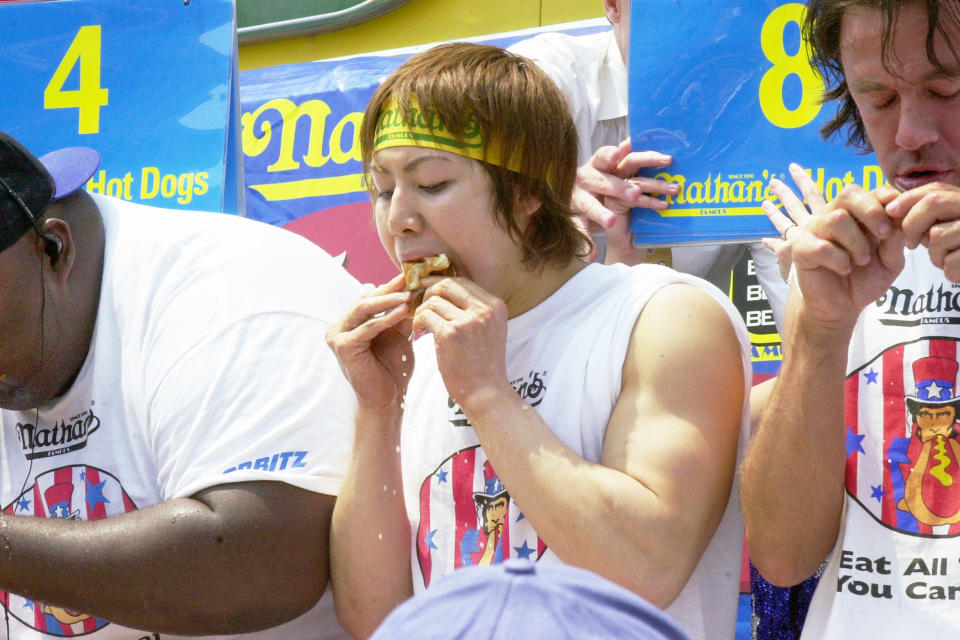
[402,253,458,314]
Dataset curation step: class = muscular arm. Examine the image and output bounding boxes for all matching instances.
[458,284,745,607]
[0,480,332,634]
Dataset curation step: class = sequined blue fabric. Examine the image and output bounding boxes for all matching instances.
[750,563,822,640]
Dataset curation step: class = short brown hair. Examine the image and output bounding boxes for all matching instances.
[360,42,587,268]
[805,0,960,150]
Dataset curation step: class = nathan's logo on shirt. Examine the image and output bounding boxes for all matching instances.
[512,370,547,406]
[16,408,101,460]
[1,465,138,635]
[845,338,960,537]
[875,283,960,326]
[446,370,549,429]
[415,446,546,587]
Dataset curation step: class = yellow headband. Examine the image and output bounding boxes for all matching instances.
[373,96,518,171]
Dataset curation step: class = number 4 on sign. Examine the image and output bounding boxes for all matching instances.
[44,25,109,135]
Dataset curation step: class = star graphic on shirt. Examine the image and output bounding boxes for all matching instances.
[79,469,86,481]
[514,540,535,560]
[425,529,438,550]
[435,469,448,484]
[863,369,879,384]
[923,380,946,400]
[16,497,30,513]
[846,427,866,457]
[85,479,110,509]
[870,485,885,502]
[515,511,525,522]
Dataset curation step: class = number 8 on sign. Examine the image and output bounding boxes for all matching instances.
[758,3,823,129]
[44,25,110,135]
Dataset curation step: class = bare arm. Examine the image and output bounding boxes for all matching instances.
[326,275,415,639]
[742,180,905,586]
[330,405,412,640]
[741,292,854,585]
[0,480,331,634]
[422,280,745,607]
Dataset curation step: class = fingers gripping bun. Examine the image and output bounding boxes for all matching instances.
[402,253,458,314]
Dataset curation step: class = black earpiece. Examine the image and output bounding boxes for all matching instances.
[41,232,62,264]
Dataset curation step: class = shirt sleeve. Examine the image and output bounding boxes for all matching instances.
[143,311,357,500]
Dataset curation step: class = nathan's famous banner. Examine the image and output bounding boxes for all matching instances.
[628,0,880,247]
[0,0,244,214]
[239,20,608,285]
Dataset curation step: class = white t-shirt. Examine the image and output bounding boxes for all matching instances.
[800,247,960,637]
[508,29,788,330]
[0,195,359,640]
[400,263,752,640]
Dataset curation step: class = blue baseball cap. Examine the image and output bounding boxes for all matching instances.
[369,560,691,640]
[0,131,100,253]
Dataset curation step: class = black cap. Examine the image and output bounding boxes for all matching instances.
[0,132,100,254]
[0,133,56,253]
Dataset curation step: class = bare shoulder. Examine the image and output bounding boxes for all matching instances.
[620,282,746,436]
[603,281,745,496]
[632,282,742,360]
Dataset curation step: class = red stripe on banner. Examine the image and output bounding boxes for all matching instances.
[882,346,906,524]
[417,472,433,584]
[844,369,860,494]
[452,448,478,573]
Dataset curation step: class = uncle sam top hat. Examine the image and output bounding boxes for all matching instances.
[905,356,960,415]
[472,460,508,503]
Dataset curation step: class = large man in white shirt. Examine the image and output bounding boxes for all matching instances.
[0,131,359,639]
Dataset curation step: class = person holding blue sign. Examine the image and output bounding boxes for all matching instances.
[0,132,360,639]
[742,1,960,637]
[325,42,753,640]
[508,0,790,331]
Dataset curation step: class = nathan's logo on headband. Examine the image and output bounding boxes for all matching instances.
[374,96,517,171]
